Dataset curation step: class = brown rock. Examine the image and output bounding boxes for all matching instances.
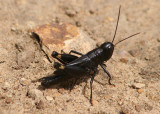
[33,23,96,61]
[103,94,109,99]
[53,92,59,98]
[128,50,140,57]
[120,58,128,63]
[5,97,13,104]
[35,100,44,109]
[92,99,98,105]
[121,107,130,114]
[105,17,114,22]
[131,60,136,65]
[89,10,95,14]
[137,89,143,94]
[0,94,5,99]
[65,9,77,17]
[135,104,143,112]
[75,21,81,27]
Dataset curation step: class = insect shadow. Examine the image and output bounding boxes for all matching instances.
[35,6,140,105]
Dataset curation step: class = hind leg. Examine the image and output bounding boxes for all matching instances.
[39,74,66,87]
[51,51,79,64]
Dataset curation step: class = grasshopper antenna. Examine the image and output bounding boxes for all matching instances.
[112,5,121,43]
[115,32,140,46]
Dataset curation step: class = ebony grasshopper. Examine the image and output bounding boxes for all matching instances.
[39,6,140,105]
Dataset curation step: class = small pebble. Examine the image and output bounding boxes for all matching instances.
[134,78,143,83]
[131,60,136,65]
[117,50,129,57]
[75,21,81,27]
[137,89,143,94]
[2,82,10,90]
[105,17,114,22]
[53,92,59,98]
[103,94,108,99]
[89,10,94,14]
[121,107,130,114]
[20,78,29,86]
[128,50,139,57]
[65,9,76,17]
[11,27,17,31]
[46,96,53,101]
[135,104,143,112]
[139,40,146,46]
[120,58,128,63]
[118,100,123,106]
[35,100,44,109]
[139,69,148,75]
[92,100,98,105]
[0,94,5,99]
[66,99,72,102]
[0,61,5,64]
[11,27,22,34]
[5,97,12,104]
[58,88,65,94]
[132,83,145,89]
[157,38,160,42]
[144,56,150,61]
[27,89,43,100]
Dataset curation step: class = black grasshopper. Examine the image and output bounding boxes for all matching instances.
[39,6,140,105]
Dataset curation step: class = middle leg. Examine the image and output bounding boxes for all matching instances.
[90,69,97,105]
[69,50,83,56]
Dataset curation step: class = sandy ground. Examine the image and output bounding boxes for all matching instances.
[0,0,160,113]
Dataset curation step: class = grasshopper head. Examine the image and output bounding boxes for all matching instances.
[100,42,114,61]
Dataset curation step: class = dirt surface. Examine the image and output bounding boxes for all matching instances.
[0,0,160,113]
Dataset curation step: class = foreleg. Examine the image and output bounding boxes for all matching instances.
[100,64,114,85]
